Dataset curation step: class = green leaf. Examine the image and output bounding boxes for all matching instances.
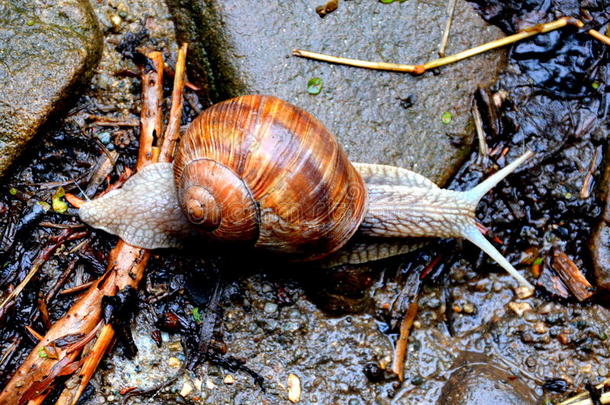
[441,111,453,124]
[592,81,600,89]
[307,78,323,95]
[8,188,17,196]
[533,257,544,266]
[52,187,68,213]
[38,347,48,358]
[192,307,202,323]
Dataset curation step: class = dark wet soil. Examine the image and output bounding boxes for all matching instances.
[0,0,609,404]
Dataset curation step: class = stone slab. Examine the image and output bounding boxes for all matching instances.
[167,0,506,184]
[0,0,102,176]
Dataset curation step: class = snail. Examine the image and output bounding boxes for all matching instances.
[79,95,534,290]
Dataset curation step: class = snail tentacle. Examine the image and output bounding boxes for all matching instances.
[359,151,535,290]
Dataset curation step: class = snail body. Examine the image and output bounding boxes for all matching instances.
[80,95,533,289]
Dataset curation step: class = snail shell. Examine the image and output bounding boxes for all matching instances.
[173,95,368,261]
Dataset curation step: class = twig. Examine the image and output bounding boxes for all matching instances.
[54,50,167,405]
[293,17,584,75]
[159,43,188,162]
[391,302,418,381]
[84,150,119,198]
[163,63,200,91]
[391,268,422,381]
[59,280,95,296]
[39,258,79,306]
[472,98,489,165]
[580,145,602,199]
[588,29,610,46]
[25,325,44,341]
[137,53,164,168]
[39,222,85,229]
[438,0,457,57]
[293,49,422,73]
[558,378,610,405]
[88,115,139,126]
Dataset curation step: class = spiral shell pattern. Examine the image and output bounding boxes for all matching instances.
[173,95,367,261]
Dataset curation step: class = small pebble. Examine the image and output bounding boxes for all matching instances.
[462,303,475,314]
[192,378,203,391]
[337,382,350,393]
[287,373,301,403]
[515,286,534,299]
[411,375,425,386]
[205,379,216,389]
[180,381,193,397]
[167,357,181,368]
[264,302,278,313]
[523,311,537,322]
[110,14,122,28]
[508,302,532,317]
[223,375,235,384]
[288,308,301,318]
[96,131,111,144]
[107,395,115,402]
[538,303,553,314]
[533,321,548,334]
[426,298,441,309]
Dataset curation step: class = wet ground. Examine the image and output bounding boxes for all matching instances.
[0,0,609,404]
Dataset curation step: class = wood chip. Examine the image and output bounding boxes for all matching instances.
[223,375,235,385]
[551,250,594,301]
[287,373,301,403]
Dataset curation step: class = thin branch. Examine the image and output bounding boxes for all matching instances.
[588,29,610,46]
[293,17,584,75]
[391,302,418,381]
[438,0,457,57]
[159,43,188,162]
[137,52,164,169]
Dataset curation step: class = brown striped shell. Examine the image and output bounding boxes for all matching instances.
[173,95,368,261]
